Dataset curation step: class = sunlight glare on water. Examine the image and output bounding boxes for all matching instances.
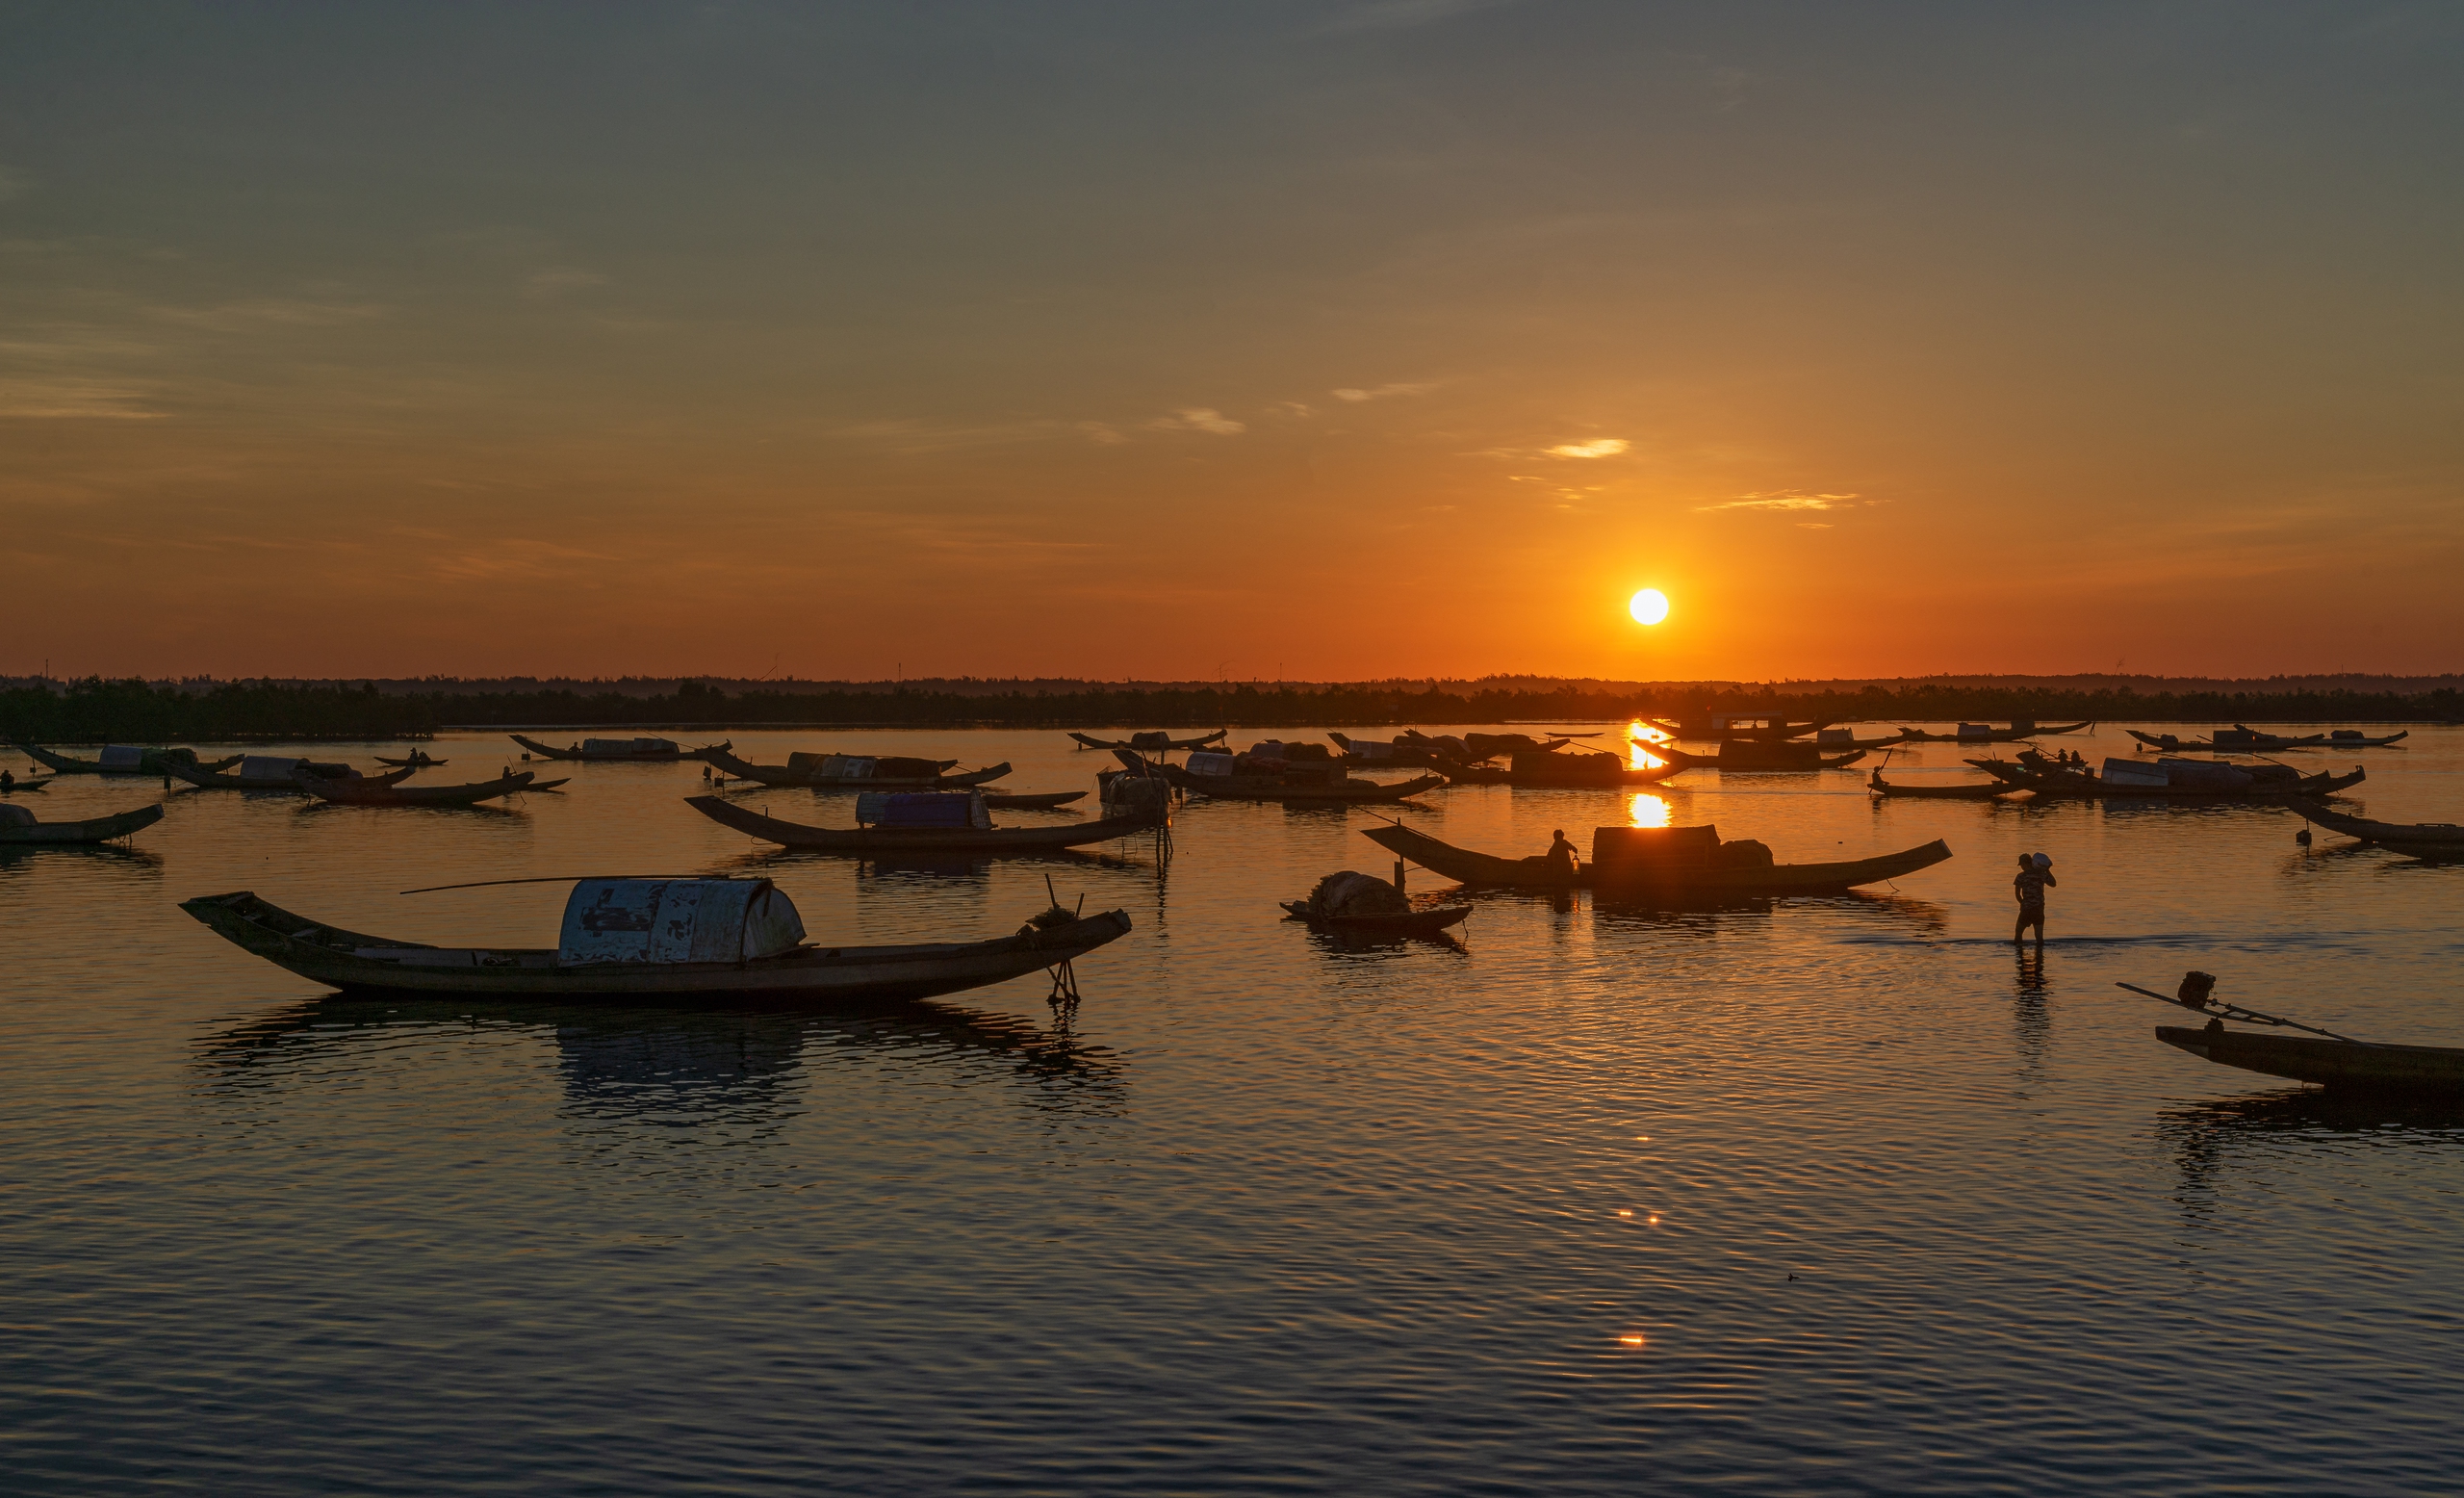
[3,723,2461,1494]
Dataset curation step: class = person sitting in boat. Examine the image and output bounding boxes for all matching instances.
[1544,829,1578,878]
[2013,852,2055,948]
[0,767,13,788]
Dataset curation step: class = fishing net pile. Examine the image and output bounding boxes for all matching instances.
[1306,870,1410,918]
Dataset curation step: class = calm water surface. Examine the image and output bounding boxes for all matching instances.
[5,724,2461,1494]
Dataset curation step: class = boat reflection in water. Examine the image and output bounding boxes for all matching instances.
[195,994,1129,1127]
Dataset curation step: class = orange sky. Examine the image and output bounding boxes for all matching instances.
[4,3,2458,682]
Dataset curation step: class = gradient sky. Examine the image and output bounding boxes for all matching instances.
[4,1,2458,682]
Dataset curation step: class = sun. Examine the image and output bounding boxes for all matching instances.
[1629,588,1670,626]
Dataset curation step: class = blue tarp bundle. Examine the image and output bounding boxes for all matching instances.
[878,792,972,827]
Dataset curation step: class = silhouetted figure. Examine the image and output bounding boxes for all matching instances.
[1545,828,1578,879]
[2013,852,2055,947]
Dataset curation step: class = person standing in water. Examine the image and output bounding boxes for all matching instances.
[2013,852,2054,947]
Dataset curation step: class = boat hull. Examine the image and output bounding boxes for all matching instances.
[702,748,1008,790]
[179,891,1133,1001]
[1898,721,2092,743]
[1281,902,1472,937]
[0,804,165,844]
[686,794,1159,852]
[510,735,731,762]
[1360,822,1951,894]
[1869,777,2009,799]
[2286,801,2464,848]
[14,743,242,776]
[2158,1025,2464,1094]
[300,772,554,806]
[1167,767,1445,803]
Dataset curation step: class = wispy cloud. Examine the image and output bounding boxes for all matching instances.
[1698,489,1861,512]
[1323,0,1517,33]
[1332,382,1435,402]
[1549,438,1629,458]
[1152,407,1245,435]
[526,267,610,297]
[0,375,163,420]
[1079,421,1129,446]
[148,297,387,331]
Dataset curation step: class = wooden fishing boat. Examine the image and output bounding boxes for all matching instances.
[375,754,449,767]
[2129,727,2329,753]
[178,883,1134,1002]
[13,742,242,776]
[1895,720,2091,743]
[1499,749,1683,787]
[2157,1025,2464,1094]
[298,770,556,807]
[1867,772,2010,799]
[2284,801,2464,850]
[0,803,165,844]
[1068,730,1227,752]
[1647,715,1838,742]
[509,734,732,762]
[2324,730,2411,748]
[1326,733,1457,768]
[701,746,1008,790]
[686,794,1160,852]
[1164,764,1446,804]
[0,777,52,793]
[1361,821,1951,894]
[1652,743,1866,772]
[1461,732,1571,760]
[165,757,416,791]
[1280,901,1473,938]
[1972,759,2365,800]
[981,790,1088,810]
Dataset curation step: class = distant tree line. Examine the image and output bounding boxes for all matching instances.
[3,675,2457,743]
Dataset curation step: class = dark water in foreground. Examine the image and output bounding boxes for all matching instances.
[5,724,2461,1495]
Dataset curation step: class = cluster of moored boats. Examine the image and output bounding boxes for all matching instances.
[7,720,2457,1093]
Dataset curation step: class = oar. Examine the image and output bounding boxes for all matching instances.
[2115,981,2360,1043]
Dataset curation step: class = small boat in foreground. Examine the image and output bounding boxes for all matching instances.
[1867,772,2010,800]
[2285,801,2464,851]
[2126,975,2464,1095]
[1362,821,1950,894]
[299,770,558,807]
[0,777,53,793]
[1281,901,1472,938]
[510,734,732,762]
[179,881,1133,1001]
[686,793,1160,853]
[0,802,165,844]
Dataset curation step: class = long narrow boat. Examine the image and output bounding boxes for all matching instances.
[1867,772,2010,800]
[1164,765,1447,804]
[1280,901,1473,938]
[1972,760,2365,800]
[298,770,558,807]
[510,734,732,762]
[1647,715,1838,742]
[178,883,1134,1001]
[2157,1024,2464,1094]
[1498,750,1683,788]
[2285,801,2464,851]
[2324,730,2412,748]
[0,803,165,844]
[166,757,416,791]
[1361,821,1951,894]
[1895,720,2092,743]
[13,742,242,776]
[1326,733,1457,767]
[686,794,1159,853]
[702,746,1009,790]
[982,790,1087,810]
[0,777,53,793]
[1069,730,1227,752]
[1652,743,1866,772]
[375,754,449,767]
[2127,727,2331,753]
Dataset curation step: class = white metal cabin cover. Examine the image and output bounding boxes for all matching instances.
[557,879,808,966]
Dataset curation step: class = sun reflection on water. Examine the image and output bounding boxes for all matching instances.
[1627,718,1670,771]
[1628,794,1671,828]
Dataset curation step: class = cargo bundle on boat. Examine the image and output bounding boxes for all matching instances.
[180,878,1133,1001]
[1280,869,1471,938]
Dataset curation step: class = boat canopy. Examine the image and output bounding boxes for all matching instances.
[241,756,304,780]
[99,745,146,767]
[1186,752,1237,777]
[581,736,677,755]
[1591,824,1721,869]
[557,878,807,966]
[855,790,990,829]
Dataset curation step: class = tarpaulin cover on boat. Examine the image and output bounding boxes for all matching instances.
[809,754,875,780]
[1815,728,1855,745]
[2157,758,2254,790]
[241,757,304,781]
[1590,824,1720,869]
[2102,757,2169,787]
[558,879,807,965]
[1186,752,1237,777]
[100,745,146,767]
[580,737,677,755]
[855,790,990,828]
